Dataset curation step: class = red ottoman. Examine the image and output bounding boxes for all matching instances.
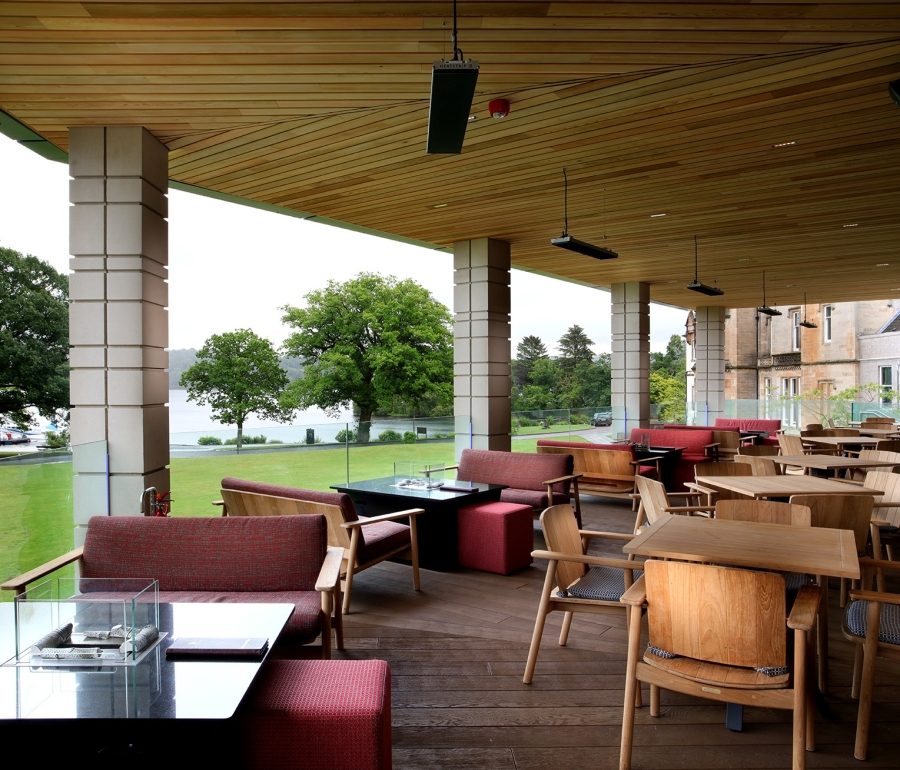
[457,501,534,575]
[240,659,392,770]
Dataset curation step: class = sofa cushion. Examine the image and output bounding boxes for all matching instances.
[222,477,358,523]
[81,515,326,592]
[356,519,411,563]
[156,590,323,643]
[500,488,552,510]
[714,418,781,433]
[457,448,573,494]
[629,428,715,455]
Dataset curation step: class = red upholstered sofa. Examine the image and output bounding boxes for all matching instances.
[714,417,782,446]
[454,448,581,523]
[3,514,343,656]
[628,427,718,491]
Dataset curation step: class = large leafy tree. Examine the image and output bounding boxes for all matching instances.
[0,246,69,428]
[281,273,453,442]
[512,335,548,388]
[557,324,595,369]
[180,329,292,450]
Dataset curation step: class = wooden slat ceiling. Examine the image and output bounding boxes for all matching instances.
[2,2,900,309]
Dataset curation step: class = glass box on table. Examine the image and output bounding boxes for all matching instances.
[6,578,162,667]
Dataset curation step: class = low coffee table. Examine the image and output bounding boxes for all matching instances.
[332,477,506,570]
[0,601,292,763]
[633,445,685,491]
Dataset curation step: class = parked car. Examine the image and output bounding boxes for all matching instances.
[591,412,612,427]
[0,427,30,445]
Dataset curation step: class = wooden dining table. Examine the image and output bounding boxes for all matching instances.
[623,513,860,578]
[802,435,880,449]
[857,427,900,438]
[770,454,900,476]
[694,474,885,499]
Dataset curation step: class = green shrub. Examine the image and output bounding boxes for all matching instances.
[224,434,267,446]
[197,436,223,446]
[44,430,69,449]
[268,439,283,444]
[378,429,402,442]
[335,429,358,444]
[403,431,416,444]
[517,417,534,427]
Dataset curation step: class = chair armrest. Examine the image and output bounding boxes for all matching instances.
[341,508,425,528]
[830,477,864,486]
[315,547,344,592]
[858,556,900,573]
[703,443,720,450]
[1,547,85,593]
[685,483,717,497]
[620,575,647,606]
[543,473,583,486]
[872,502,898,509]
[848,589,900,607]
[630,455,664,465]
[443,465,459,472]
[579,529,634,541]
[531,550,643,571]
[787,585,821,631]
[212,500,224,506]
[664,505,716,514]
[667,491,701,500]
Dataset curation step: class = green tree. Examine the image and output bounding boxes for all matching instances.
[0,246,69,428]
[180,329,292,451]
[512,335,548,388]
[281,273,453,443]
[650,334,687,379]
[557,324,595,369]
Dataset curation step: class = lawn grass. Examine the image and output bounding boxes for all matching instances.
[0,436,587,601]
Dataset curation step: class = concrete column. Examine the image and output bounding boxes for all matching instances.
[69,126,169,541]
[453,238,511,455]
[611,282,650,436]
[694,306,726,424]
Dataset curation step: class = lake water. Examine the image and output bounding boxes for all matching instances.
[168,389,455,446]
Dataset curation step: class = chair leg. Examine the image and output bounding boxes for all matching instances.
[851,643,864,700]
[559,611,574,646]
[839,577,848,609]
[650,684,660,717]
[792,628,808,770]
[321,592,332,660]
[854,601,882,761]
[815,574,829,694]
[619,604,643,770]
[805,622,816,752]
[333,585,345,651]
[524,560,557,684]
[409,516,421,591]
[342,529,361,615]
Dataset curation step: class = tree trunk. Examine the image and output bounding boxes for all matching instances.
[357,409,373,444]
[236,420,243,454]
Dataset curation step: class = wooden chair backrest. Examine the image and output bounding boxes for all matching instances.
[876,439,900,453]
[712,430,741,454]
[715,499,811,527]
[738,444,779,457]
[538,445,636,492]
[778,433,805,456]
[695,461,752,479]
[539,504,586,589]
[220,488,351,548]
[858,449,900,468]
[644,560,786,670]
[734,455,781,476]
[634,475,671,526]
[801,429,823,437]
[804,423,824,433]
[863,418,895,425]
[863,471,900,527]
[789,494,874,554]
[822,428,859,437]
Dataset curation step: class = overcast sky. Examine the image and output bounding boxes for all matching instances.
[0,133,688,355]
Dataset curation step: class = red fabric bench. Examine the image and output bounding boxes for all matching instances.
[240,659,392,770]
[457,501,534,574]
[714,418,782,446]
[628,427,718,491]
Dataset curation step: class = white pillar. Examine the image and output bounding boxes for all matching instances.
[611,282,650,436]
[694,306,726,424]
[69,126,170,541]
[453,238,511,455]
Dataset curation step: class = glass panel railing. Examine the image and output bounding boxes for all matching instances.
[725,399,900,433]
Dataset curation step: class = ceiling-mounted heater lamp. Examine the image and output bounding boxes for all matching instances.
[799,292,818,328]
[686,236,723,296]
[426,0,479,154]
[550,169,618,259]
[757,271,782,316]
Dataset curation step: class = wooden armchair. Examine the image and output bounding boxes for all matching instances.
[632,476,711,534]
[790,493,875,694]
[842,557,900,760]
[220,487,423,615]
[861,470,900,561]
[734,454,782,476]
[619,561,820,770]
[686,460,752,505]
[523,505,642,685]
[737,444,779,457]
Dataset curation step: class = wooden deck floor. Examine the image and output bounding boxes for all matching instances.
[331,498,900,769]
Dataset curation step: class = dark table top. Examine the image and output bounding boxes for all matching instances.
[333,476,506,503]
[0,601,292,721]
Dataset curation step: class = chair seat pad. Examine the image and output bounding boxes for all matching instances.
[638,465,658,478]
[559,565,643,602]
[356,519,411,563]
[845,600,900,646]
[155,590,323,643]
[642,649,789,688]
[783,572,811,592]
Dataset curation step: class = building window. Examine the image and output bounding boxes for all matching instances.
[823,305,832,343]
[791,310,800,351]
[782,377,800,427]
[880,366,893,405]
[818,380,833,398]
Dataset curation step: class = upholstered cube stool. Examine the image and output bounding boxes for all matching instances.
[240,659,392,770]
[457,501,534,575]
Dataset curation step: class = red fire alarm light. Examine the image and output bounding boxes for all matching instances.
[489,99,510,118]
